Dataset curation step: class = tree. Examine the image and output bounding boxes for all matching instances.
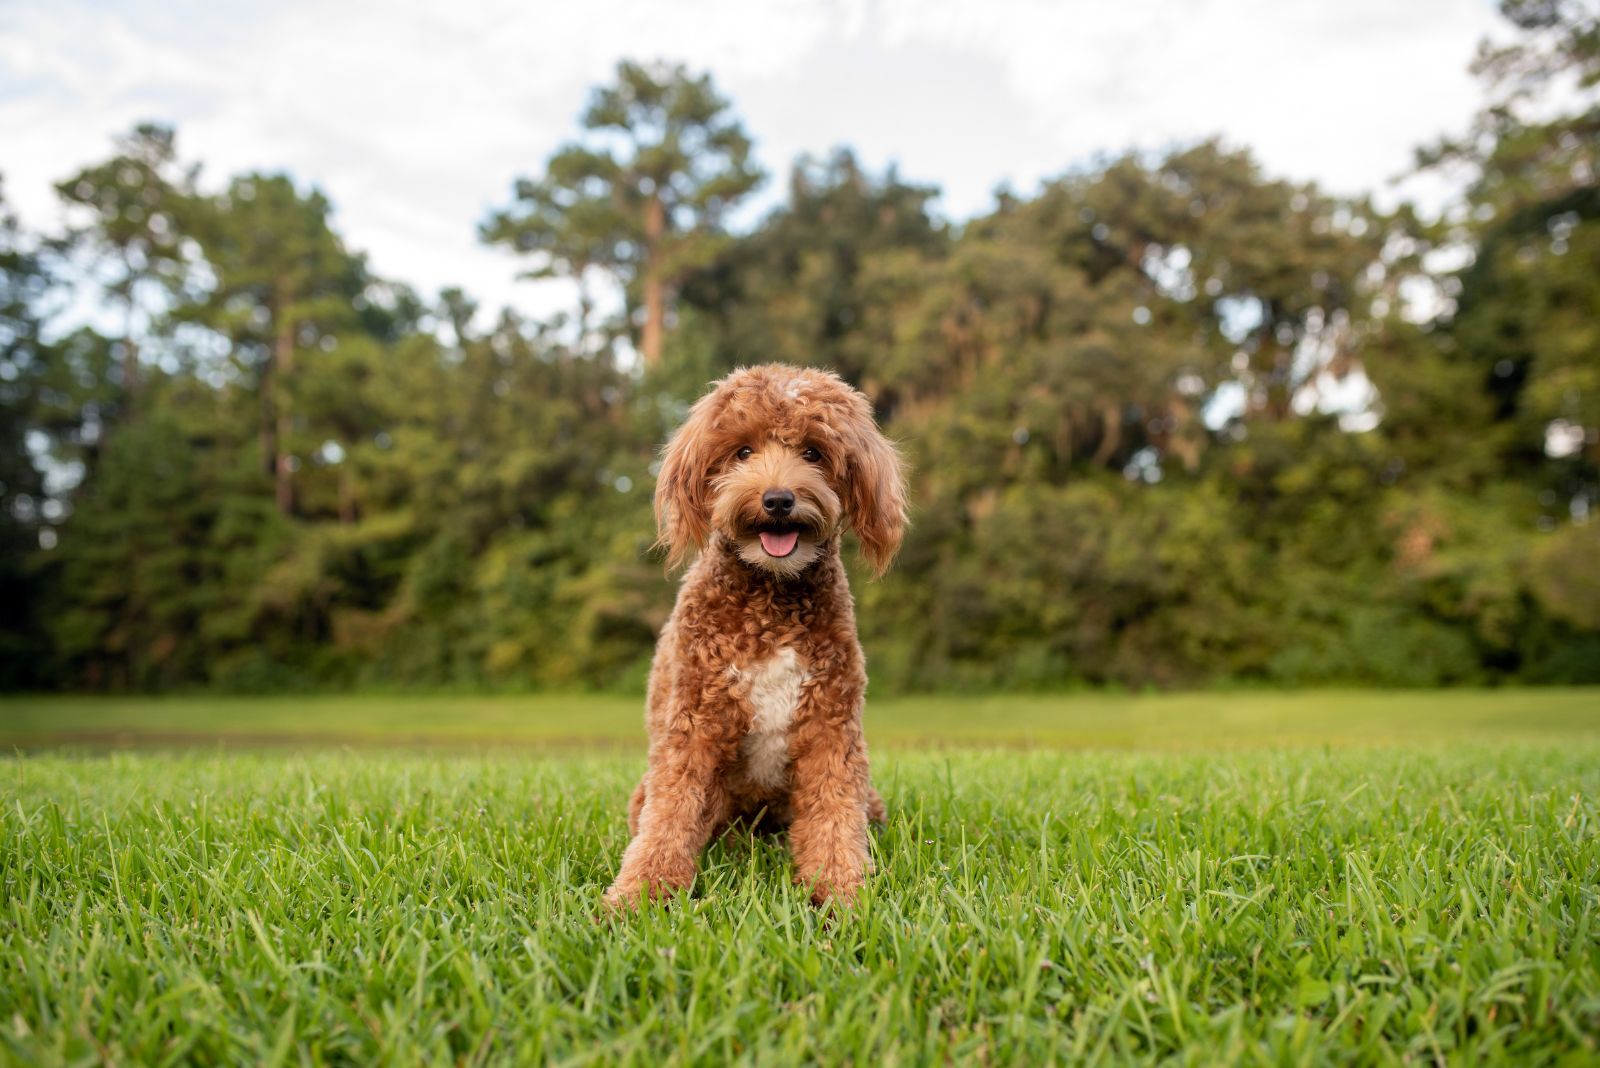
[1421,0,1600,512]
[54,123,198,415]
[180,174,369,515]
[14,47,1600,695]
[0,180,55,684]
[484,60,763,365]
[481,162,624,353]
[679,149,948,388]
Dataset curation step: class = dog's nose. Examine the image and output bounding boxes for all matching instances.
[762,489,796,517]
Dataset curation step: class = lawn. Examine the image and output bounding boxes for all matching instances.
[3,693,1599,1064]
[5,687,1600,749]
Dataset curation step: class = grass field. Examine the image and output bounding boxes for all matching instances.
[4,692,1599,1064]
[5,687,1600,749]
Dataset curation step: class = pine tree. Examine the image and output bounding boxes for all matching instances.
[485,61,763,366]
[54,124,198,417]
[179,175,369,515]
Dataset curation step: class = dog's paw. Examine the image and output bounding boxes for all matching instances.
[603,879,667,911]
[603,866,693,912]
[602,882,645,913]
[797,873,862,909]
[865,789,888,826]
[810,886,857,909]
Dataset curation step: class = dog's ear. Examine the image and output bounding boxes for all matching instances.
[654,389,724,567]
[843,400,907,577]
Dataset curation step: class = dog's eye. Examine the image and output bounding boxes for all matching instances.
[735,446,753,461]
[801,446,822,463]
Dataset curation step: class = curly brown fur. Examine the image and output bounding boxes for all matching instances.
[605,365,906,909]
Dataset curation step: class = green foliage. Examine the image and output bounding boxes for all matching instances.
[0,185,54,687]
[678,147,948,383]
[47,390,284,689]
[1529,519,1600,629]
[1419,0,1600,503]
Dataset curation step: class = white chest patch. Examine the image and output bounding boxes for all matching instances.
[734,648,806,790]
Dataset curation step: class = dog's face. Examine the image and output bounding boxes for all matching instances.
[655,365,907,578]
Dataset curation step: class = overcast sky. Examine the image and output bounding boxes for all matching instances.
[1,0,1505,321]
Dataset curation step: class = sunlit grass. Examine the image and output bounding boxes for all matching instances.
[4,687,1599,749]
[4,739,1599,1064]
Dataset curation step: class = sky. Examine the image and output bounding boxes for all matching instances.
[0,0,1507,323]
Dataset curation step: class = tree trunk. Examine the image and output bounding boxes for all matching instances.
[120,289,139,416]
[640,193,665,366]
[575,259,593,355]
[273,296,296,516]
[337,461,357,525]
[1090,399,1123,468]
[260,355,276,479]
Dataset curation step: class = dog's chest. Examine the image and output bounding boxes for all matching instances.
[731,648,807,790]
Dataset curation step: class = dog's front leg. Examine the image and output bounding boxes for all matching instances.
[605,727,732,909]
[788,692,872,906]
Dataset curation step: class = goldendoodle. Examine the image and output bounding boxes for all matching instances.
[605,364,906,908]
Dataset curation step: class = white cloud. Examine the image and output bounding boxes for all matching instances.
[807,0,1505,213]
[1,0,1504,325]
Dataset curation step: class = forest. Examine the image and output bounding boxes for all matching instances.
[1,1,1596,694]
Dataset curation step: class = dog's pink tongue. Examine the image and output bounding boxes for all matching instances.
[759,530,799,557]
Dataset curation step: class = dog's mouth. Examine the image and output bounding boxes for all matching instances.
[741,521,817,559]
[758,529,799,558]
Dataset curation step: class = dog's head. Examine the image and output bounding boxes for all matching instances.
[655,365,907,578]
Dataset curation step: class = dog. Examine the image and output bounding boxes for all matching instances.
[604,365,907,909]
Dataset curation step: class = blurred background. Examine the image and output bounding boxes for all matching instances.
[1,0,1596,697]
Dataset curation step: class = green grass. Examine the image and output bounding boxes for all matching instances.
[4,687,1600,749]
[4,695,1600,1064]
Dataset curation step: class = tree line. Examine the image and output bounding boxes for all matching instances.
[1,2,1596,692]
